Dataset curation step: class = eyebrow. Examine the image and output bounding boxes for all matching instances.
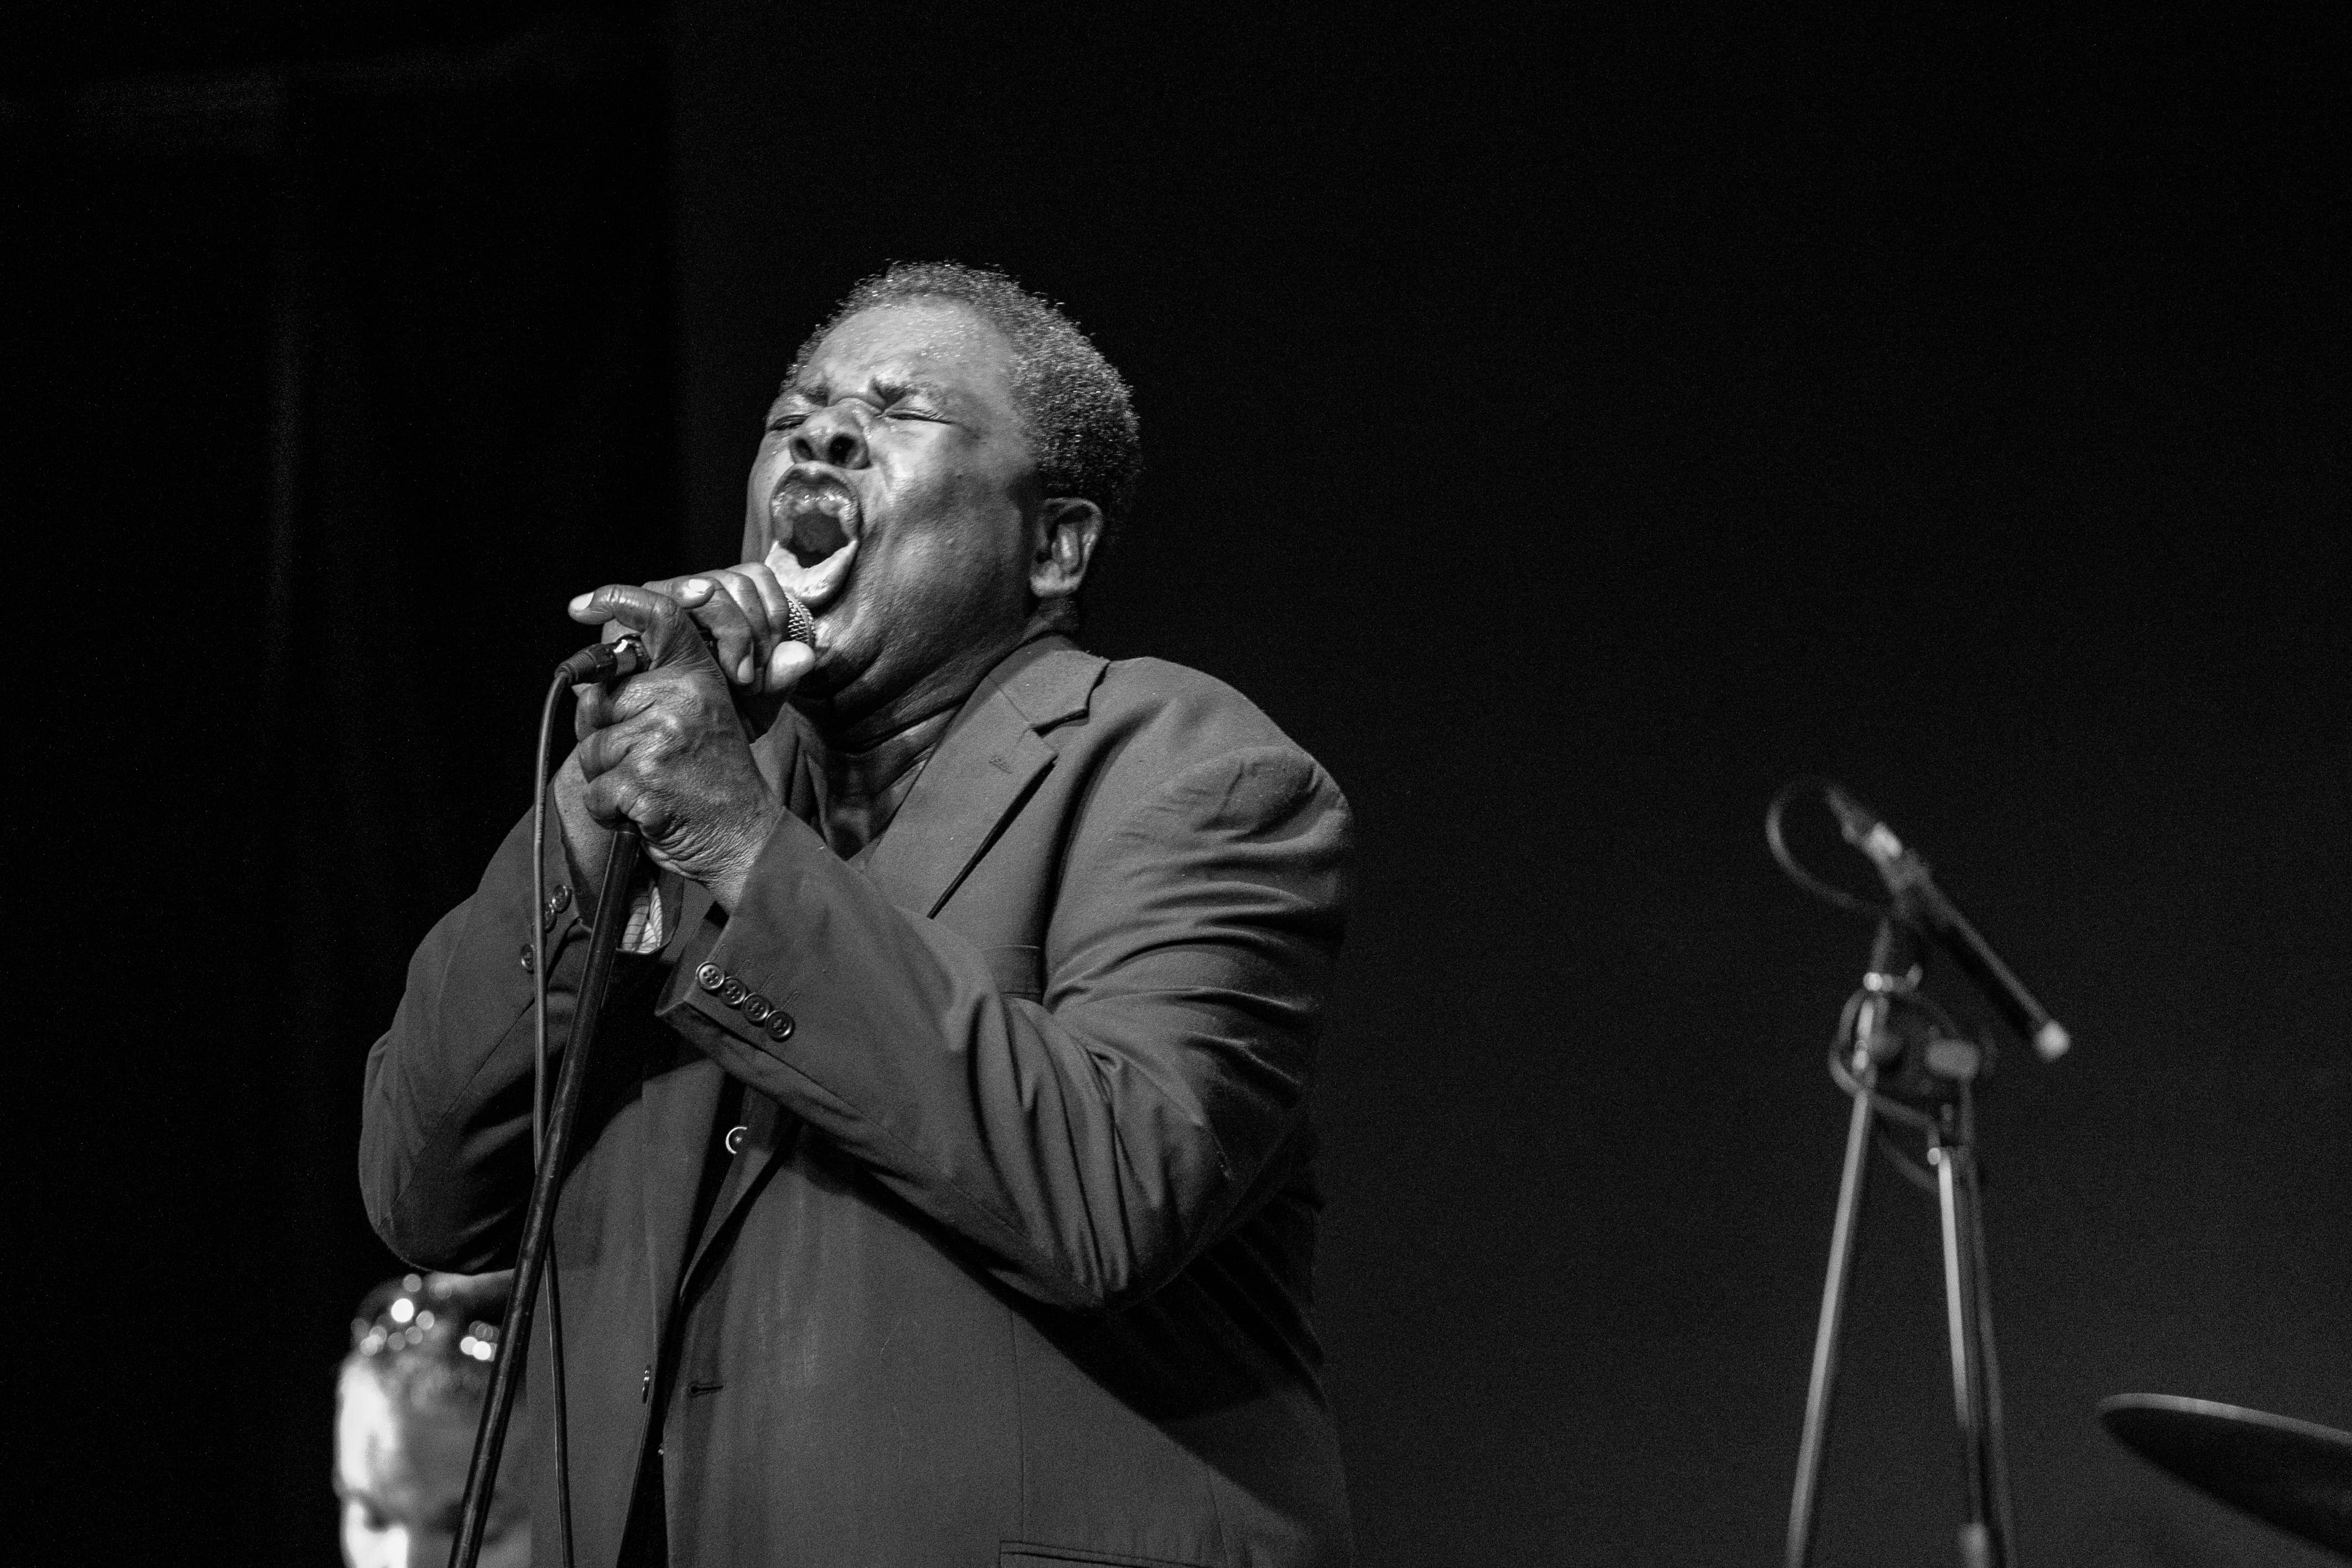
[773,373,952,405]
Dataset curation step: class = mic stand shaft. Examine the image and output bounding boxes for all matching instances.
[1932,1090,2017,1568]
[1784,1040,1877,1567]
[453,825,642,1568]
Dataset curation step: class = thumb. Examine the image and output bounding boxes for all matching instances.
[759,639,816,696]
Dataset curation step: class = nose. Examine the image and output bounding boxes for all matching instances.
[789,402,871,469]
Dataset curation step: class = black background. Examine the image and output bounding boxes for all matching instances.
[8,4,2345,1563]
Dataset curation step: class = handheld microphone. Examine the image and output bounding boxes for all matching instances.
[1822,784,2073,1061]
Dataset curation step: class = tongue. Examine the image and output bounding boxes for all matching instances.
[789,509,849,564]
[762,535,858,613]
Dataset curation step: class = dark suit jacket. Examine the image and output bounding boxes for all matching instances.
[361,634,1355,1566]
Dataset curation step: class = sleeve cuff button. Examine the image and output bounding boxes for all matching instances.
[695,962,725,992]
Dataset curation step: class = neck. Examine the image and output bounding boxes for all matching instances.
[823,703,958,801]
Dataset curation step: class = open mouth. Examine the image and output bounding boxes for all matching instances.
[763,480,861,613]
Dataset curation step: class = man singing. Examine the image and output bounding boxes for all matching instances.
[361,263,1355,1565]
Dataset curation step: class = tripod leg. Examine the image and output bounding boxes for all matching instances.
[1963,1147,2020,1560]
[1934,1140,2008,1568]
[1787,1070,1876,1568]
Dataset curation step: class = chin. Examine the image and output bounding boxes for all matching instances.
[788,633,870,705]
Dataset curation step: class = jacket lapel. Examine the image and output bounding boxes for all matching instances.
[668,637,1106,1296]
[861,634,1107,918]
[668,639,1105,1298]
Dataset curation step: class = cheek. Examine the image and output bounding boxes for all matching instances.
[904,525,1017,605]
[745,450,782,510]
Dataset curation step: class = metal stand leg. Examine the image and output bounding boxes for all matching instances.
[1964,1146,2020,1560]
[1933,1118,2017,1568]
[1787,1058,1876,1568]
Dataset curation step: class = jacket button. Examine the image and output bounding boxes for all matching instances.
[517,944,535,973]
[742,994,773,1025]
[719,979,750,1008]
[767,1012,795,1043]
[696,962,725,992]
[724,1124,748,1155]
[543,884,571,929]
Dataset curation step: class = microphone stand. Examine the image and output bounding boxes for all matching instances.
[452,824,641,1568]
[1784,915,2020,1568]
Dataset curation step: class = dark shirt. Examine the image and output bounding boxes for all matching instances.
[816,704,953,862]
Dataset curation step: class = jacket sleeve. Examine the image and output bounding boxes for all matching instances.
[658,742,1352,1314]
[358,805,612,1271]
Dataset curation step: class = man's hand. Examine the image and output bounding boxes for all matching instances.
[559,584,815,911]
[640,562,813,697]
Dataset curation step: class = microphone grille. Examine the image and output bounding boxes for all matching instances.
[782,593,816,647]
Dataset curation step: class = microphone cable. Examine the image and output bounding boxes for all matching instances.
[1766,775,1890,923]
[455,632,648,1568]
[460,602,810,1568]
[529,666,579,1568]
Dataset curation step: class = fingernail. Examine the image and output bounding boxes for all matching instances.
[685,578,711,596]
[568,592,592,614]
[737,657,754,684]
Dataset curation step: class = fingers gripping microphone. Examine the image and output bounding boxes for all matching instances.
[1822,784,2072,1061]
[553,593,815,684]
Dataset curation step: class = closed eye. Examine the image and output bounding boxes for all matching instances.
[868,378,950,423]
[764,392,947,431]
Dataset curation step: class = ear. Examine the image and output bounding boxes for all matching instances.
[1029,497,1105,605]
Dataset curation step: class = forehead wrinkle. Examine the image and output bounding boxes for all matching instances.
[825,302,1014,378]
